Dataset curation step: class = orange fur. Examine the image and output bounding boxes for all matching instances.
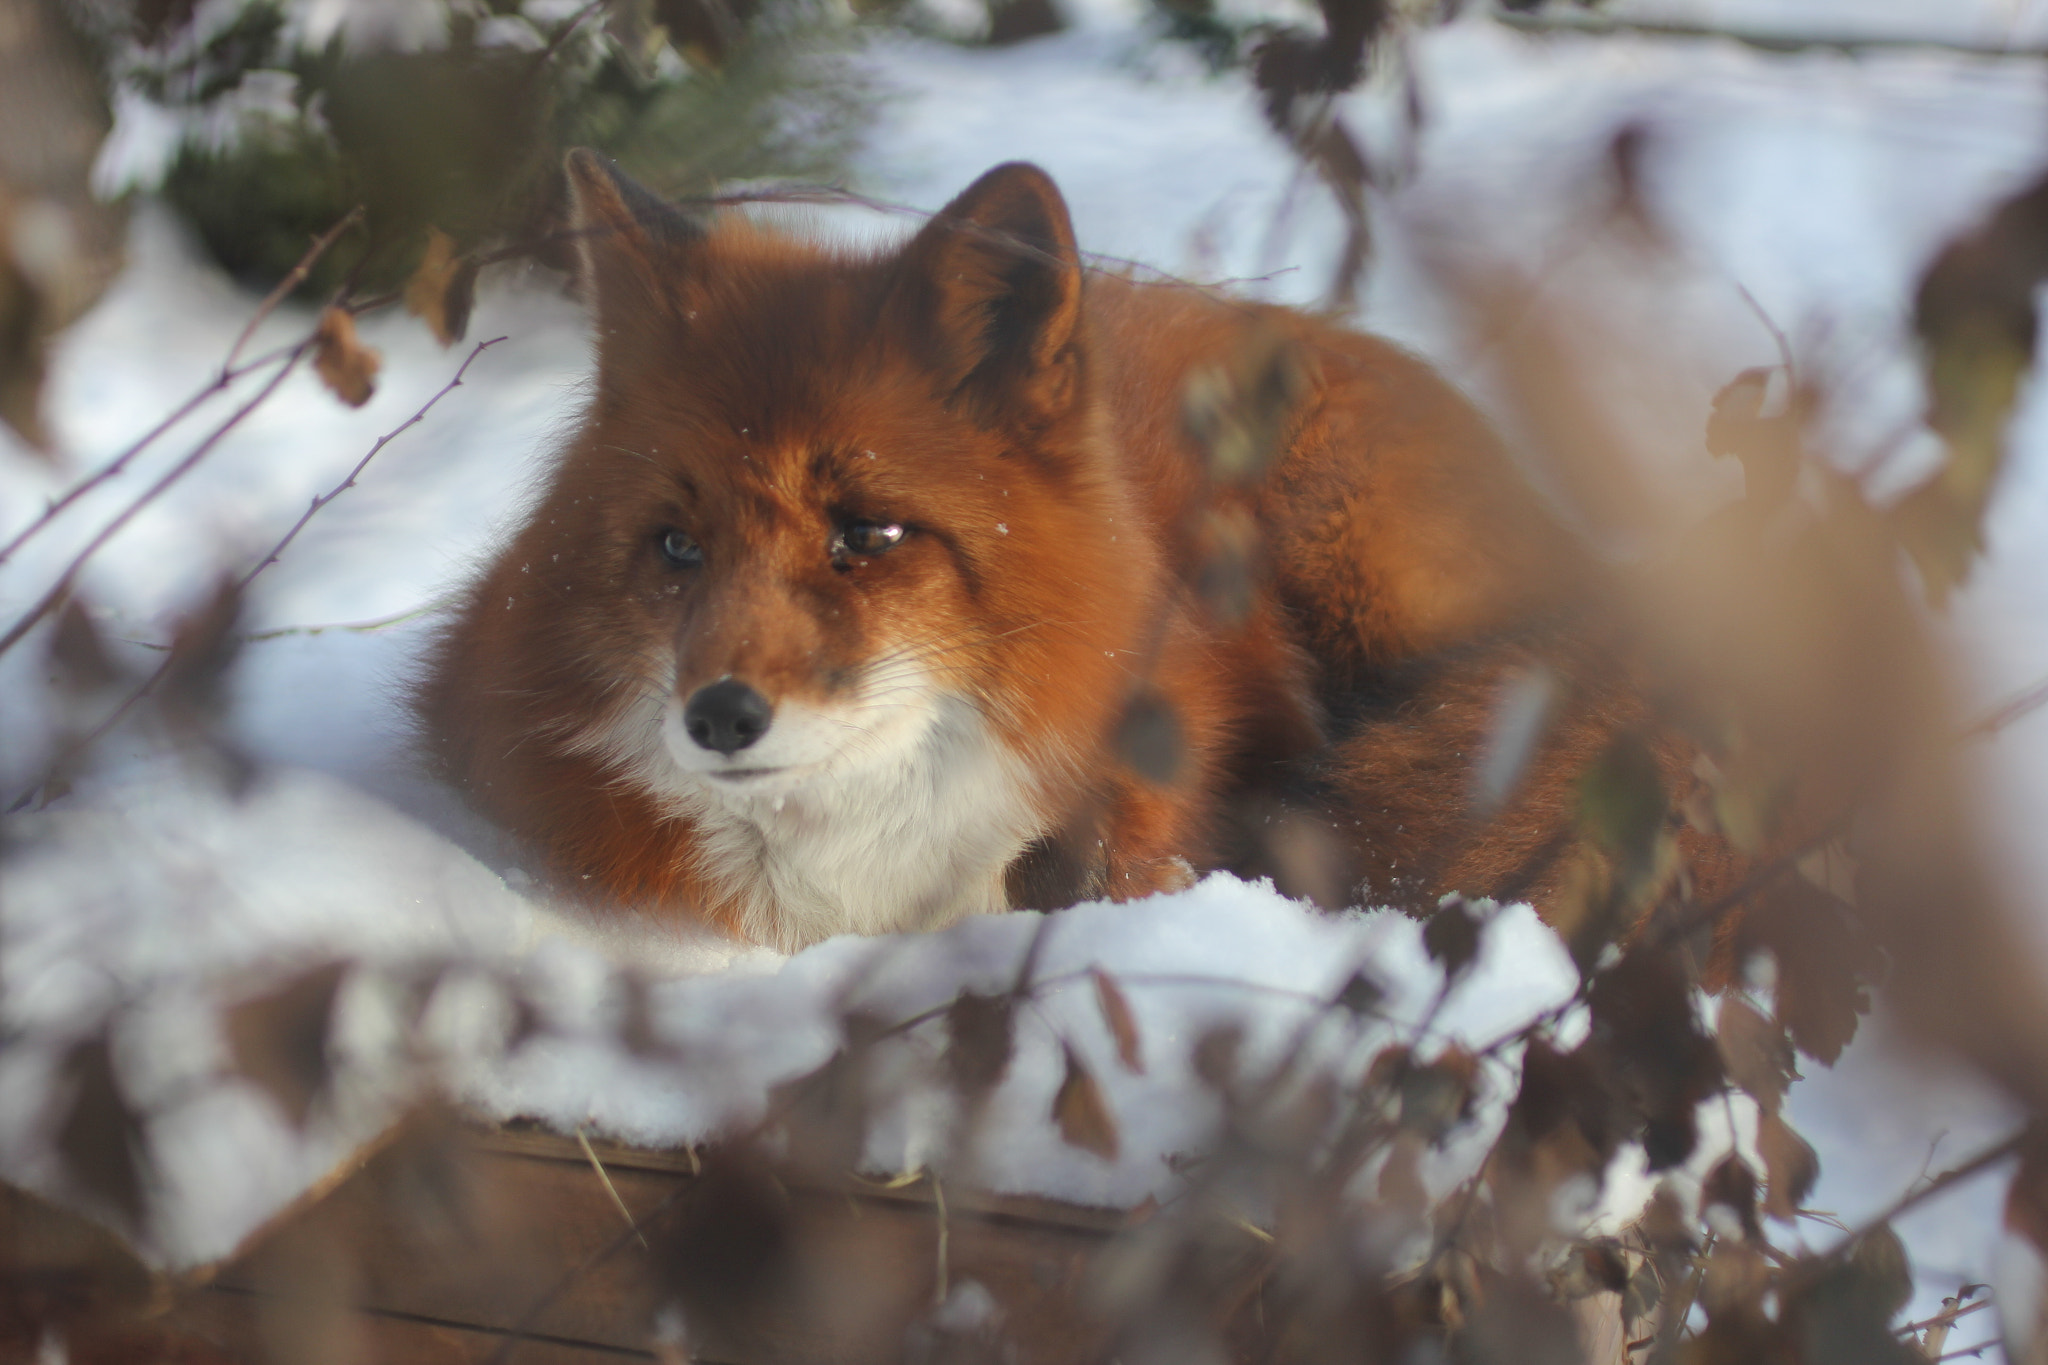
[417,155,1681,947]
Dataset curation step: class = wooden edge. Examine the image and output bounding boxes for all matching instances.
[465,1123,1139,1237]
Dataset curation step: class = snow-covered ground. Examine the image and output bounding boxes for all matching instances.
[1,0,2043,1353]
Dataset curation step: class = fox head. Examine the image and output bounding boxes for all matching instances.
[445,152,1178,937]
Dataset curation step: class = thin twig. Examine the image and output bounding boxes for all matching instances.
[0,207,357,571]
[1898,1297,1992,1337]
[1733,280,1798,392]
[1809,1131,2023,1274]
[932,1173,950,1308]
[8,338,502,809]
[1656,815,1848,948]
[1963,671,2048,739]
[0,343,312,664]
[575,1126,649,1249]
[222,207,364,373]
[233,337,505,597]
[0,343,298,569]
[120,596,456,650]
[483,1181,691,1365]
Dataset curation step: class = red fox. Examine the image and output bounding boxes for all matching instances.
[418,152,1702,951]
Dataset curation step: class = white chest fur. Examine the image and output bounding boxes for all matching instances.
[575,661,1046,951]
[685,695,1043,951]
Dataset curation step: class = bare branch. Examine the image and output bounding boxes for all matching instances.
[0,343,312,664]
[60,336,504,761]
[222,207,364,374]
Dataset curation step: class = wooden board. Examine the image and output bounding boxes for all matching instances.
[174,1119,1138,1365]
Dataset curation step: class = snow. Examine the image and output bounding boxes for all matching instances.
[0,0,2040,1352]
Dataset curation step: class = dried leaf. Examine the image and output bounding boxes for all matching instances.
[1588,948,1722,1170]
[159,578,243,727]
[1716,995,1797,1116]
[49,599,119,695]
[1699,1241,1769,1321]
[1700,1153,1761,1242]
[1092,969,1144,1074]
[944,991,1015,1096]
[1051,1043,1119,1160]
[1846,1224,1914,1325]
[1397,1048,1477,1144]
[1576,730,1667,875]
[226,962,346,1127]
[1193,503,1261,625]
[768,1032,873,1176]
[403,227,474,347]
[2007,1128,2048,1254]
[313,305,379,407]
[1180,326,1310,487]
[1552,1238,1629,1299]
[1737,879,1877,1066]
[1335,969,1384,1017]
[56,1034,149,1228]
[1757,1111,1819,1222]
[1191,1022,1242,1090]
[1113,692,1184,784]
[1378,1129,1428,1219]
[1904,167,2048,601]
[1622,1256,1662,1326]
[1705,365,1800,508]
[617,973,674,1058]
[1422,896,1482,981]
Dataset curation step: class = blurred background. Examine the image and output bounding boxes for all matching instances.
[5,0,2048,1361]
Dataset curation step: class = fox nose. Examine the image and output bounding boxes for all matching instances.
[683,678,773,755]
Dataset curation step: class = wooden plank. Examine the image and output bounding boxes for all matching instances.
[174,1285,660,1365]
[203,1118,1124,1365]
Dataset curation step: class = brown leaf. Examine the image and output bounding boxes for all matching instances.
[1737,879,1876,1066]
[1757,1111,1819,1222]
[1705,365,1800,508]
[313,305,379,407]
[1588,947,1723,1170]
[159,578,243,727]
[767,1027,874,1177]
[617,972,675,1058]
[226,963,346,1127]
[1378,1128,1428,1219]
[1716,995,1797,1116]
[49,599,119,695]
[1700,1154,1761,1242]
[944,991,1015,1097]
[1846,1224,1914,1324]
[1112,692,1184,785]
[1179,326,1310,487]
[1191,1021,1242,1090]
[1092,969,1144,1074]
[1421,895,1482,980]
[1051,1043,1119,1160]
[55,1034,149,1229]
[403,227,475,347]
[2006,1128,2048,1253]
[1698,1241,1770,1322]
[1397,1048,1477,1144]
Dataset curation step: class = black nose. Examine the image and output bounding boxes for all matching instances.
[683,679,773,755]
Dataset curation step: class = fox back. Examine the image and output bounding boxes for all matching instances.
[418,155,1686,950]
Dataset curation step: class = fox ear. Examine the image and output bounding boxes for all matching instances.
[891,162,1084,426]
[562,148,703,329]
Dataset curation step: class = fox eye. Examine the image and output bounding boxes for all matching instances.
[832,520,905,562]
[658,528,704,568]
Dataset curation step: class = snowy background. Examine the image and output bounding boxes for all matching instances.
[1,0,2044,1354]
